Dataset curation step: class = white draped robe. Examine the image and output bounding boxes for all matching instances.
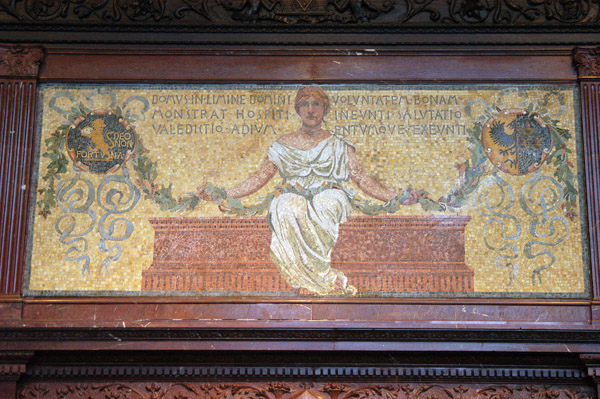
[267,135,353,295]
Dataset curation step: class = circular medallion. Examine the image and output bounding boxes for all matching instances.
[66,109,136,174]
[481,108,553,176]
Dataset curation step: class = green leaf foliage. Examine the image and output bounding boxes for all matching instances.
[36,129,69,217]
[121,101,580,221]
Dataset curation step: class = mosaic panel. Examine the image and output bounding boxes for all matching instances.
[25,84,588,297]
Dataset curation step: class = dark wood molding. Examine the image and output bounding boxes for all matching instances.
[0,351,32,377]
[581,354,600,380]
[0,299,594,333]
[0,351,32,399]
[38,48,578,82]
[580,354,600,399]
[21,364,590,381]
[2,328,600,344]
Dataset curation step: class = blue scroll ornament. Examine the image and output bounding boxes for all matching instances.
[474,173,522,289]
[122,95,150,122]
[55,170,96,276]
[96,165,140,274]
[519,170,568,285]
[85,88,117,111]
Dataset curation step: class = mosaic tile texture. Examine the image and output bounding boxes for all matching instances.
[25,84,588,297]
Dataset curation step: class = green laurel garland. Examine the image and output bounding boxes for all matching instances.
[37,103,91,218]
[38,104,579,220]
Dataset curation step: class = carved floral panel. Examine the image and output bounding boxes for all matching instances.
[17,382,597,399]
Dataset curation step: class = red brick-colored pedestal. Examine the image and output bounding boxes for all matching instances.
[142,216,473,294]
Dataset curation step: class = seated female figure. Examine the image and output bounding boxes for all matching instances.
[199,86,415,295]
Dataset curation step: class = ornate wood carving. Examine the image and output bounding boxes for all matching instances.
[12,352,596,399]
[217,0,393,23]
[0,45,43,78]
[17,382,597,399]
[0,0,599,26]
[574,47,600,79]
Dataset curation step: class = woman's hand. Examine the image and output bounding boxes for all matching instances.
[196,185,231,213]
[195,185,222,202]
[398,187,428,205]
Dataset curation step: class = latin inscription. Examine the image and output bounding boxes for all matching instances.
[149,92,466,138]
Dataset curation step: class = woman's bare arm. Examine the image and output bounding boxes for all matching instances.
[226,158,278,198]
[347,147,397,202]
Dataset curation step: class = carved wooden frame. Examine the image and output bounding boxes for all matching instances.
[0,44,598,327]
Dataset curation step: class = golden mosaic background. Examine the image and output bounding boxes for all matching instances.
[27,85,586,296]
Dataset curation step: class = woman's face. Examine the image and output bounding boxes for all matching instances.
[297,95,326,128]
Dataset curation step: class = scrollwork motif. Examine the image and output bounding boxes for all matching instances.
[19,384,50,399]
[2,0,600,23]
[97,165,140,274]
[54,170,96,276]
[24,0,68,20]
[344,385,399,399]
[519,170,568,285]
[120,0,169,20]
[474,173,522,289]
[444,0,599,23]
[174,0,212,19]
[14,0,171,21]
[330,0,394,23]
[445,0,491,23]
[396,0,440,22]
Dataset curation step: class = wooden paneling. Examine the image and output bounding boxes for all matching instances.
[40,50,577,83]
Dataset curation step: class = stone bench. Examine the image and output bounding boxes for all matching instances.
[141,215,473,295]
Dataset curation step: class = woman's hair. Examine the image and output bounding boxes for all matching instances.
[294,86,330,115]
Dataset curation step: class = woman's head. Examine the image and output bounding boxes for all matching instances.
[294,86,330,116]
